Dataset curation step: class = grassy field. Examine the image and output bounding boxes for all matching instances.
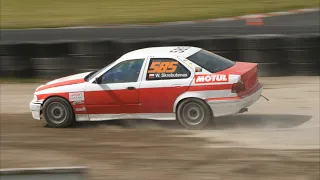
[1,0,319,29]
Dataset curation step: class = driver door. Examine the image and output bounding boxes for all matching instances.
[84,58,146,120]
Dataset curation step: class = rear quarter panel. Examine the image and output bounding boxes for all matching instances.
[173,73,240,112]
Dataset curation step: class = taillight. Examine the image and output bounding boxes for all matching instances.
[232,79,245,93]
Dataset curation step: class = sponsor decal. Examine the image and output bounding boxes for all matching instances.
[149,73,187,79]
[148,61,178,73]
[147,60,189,80]
[194,74,229,83]
[72,101,84,105]
[155,73,188,78]
[75,107,86,112]
[149,74,155,79]
[69,92,85,101]
[169,47,190,53]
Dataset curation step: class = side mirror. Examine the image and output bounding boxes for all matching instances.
[94,76,102,84]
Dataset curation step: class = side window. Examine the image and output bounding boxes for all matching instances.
[101,59,144,84]
[146,58,190,80]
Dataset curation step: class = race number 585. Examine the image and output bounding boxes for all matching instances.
[147,61,178,73]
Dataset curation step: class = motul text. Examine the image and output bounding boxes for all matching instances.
[195,74,229,83]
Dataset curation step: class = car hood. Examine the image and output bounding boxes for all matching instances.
[35,72,92,92]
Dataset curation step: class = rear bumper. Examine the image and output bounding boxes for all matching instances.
[29,100,42,120]
[207,83,263,117]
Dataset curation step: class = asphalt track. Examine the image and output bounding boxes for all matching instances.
[0,11,319,43]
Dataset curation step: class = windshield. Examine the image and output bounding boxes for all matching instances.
[187,49,235,73]
[86,62,116,81]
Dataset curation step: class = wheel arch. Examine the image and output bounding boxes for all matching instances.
[40,95,75,115]
[174,97,214,117]
[173,91,209,112]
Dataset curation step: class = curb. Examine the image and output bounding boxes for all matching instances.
[0,166,87,180]
[0,166,87,175]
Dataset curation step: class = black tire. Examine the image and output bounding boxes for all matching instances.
[42,97,75,128]
[176,98,213,130]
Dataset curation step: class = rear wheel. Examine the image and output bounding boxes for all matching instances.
[42,97,75,128]
[176,98,213,130]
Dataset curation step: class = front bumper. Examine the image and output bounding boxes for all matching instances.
[29,100,42,120]
[207,83,263,117]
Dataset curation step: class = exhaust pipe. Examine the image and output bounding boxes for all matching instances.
[238,107,248,114]
[261,94,269,101]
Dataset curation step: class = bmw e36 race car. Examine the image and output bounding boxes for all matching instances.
[29,46,263,129]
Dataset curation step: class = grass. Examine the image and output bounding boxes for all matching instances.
[1,0,319,29]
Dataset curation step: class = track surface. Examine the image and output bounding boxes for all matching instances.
[1,11,319,43]
[0,76,319,180]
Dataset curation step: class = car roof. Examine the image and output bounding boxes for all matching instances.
[118,46,201,61]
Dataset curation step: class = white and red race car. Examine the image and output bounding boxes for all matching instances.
[30,46,263,129]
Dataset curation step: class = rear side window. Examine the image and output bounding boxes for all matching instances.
[187,50,235,73]
[146,58,190,80]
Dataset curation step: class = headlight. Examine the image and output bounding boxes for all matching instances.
[34,95,38,101]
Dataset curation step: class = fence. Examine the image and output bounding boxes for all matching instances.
[0,34,319,79]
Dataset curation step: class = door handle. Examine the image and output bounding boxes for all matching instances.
[127,87,136,90]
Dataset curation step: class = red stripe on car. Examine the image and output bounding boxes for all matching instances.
[188,84,232,91]
[36,79,85,92]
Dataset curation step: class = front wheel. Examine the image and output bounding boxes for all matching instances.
[42,97,75,128]
[176,98,213,130]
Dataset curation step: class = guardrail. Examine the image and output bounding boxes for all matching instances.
[0,34,319,78]
[0,166,87,180]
